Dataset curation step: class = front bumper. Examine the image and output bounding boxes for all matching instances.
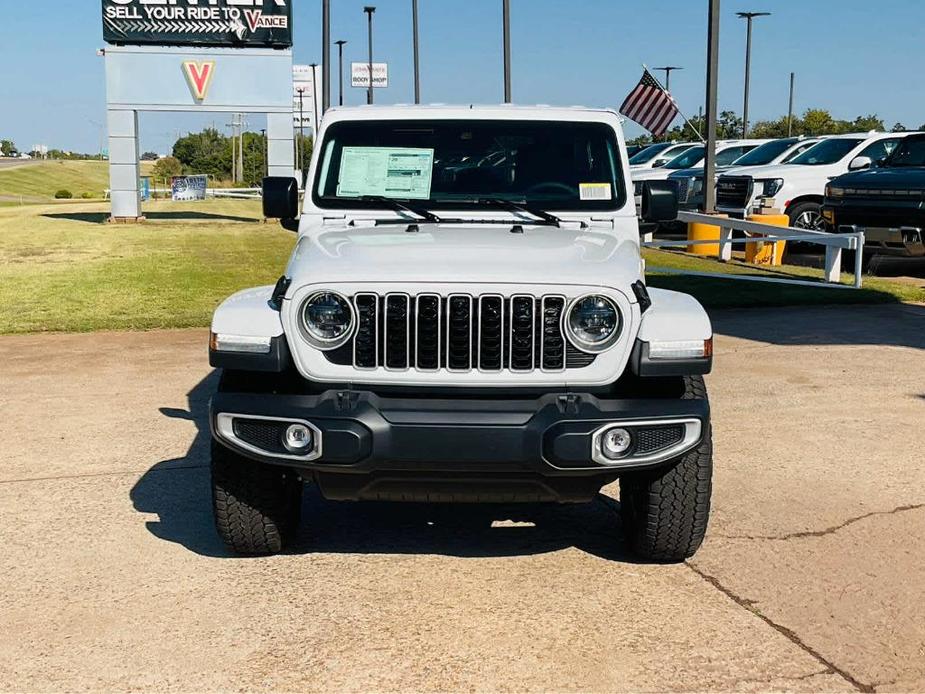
[210,388,709,498]
[833,222,925,257]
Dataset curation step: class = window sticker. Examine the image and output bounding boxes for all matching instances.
[337,147,435,199]
[579,183,612,201]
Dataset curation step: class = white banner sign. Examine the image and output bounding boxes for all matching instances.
[351,62,389,89]
[293,64,322,129]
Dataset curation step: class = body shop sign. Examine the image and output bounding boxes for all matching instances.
[102,0,292,48]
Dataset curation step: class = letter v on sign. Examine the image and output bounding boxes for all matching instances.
[183,61,216,102]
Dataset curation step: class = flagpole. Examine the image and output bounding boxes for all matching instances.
[642,63,705,143]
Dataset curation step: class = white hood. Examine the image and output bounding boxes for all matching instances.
[286,222,642,290]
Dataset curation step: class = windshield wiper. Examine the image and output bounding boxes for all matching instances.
[476,198,562,227]
[359,195,441,223]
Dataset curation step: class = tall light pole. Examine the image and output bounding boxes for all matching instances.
[335,40,347,106]
[787,71,795,137]
[322,0,331,113]
[412,0,421,103]
[310,63,321,135]
[703,0,721,214]
[737,11,770,138]
[364,6,376,105]
[654,65,683,92]
[502,0,512,103]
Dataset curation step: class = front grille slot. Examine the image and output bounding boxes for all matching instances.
[447,295,473,371]
[478,296,504,371]
[415,294,441,370]
[509,295,535,371]
[340,292,595,373]
[541,296,566,371]
[384,294,410,370]
[716,176,753,209]
[353,294,379,369]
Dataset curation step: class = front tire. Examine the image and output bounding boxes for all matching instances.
[211,441,303,555]
[619,376,713,562]
[787,201,825,231]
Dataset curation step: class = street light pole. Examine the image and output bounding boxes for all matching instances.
[310,63,321,135]
[322,0,331,113]
[703,0,721,215]
[335,40,347,106]
[412,0,421,104]
[653,65,683,92]
[787,71,795,137]
[364,6,376,105]
[737,11,770,138]
[502,0,512,103]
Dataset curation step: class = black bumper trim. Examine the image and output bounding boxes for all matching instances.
[210,388,710,478]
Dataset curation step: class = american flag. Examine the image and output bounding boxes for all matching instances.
[619,70,680,137]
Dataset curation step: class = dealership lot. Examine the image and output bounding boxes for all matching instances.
[1,304,922,692]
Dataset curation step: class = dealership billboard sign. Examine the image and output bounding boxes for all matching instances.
[102,0,292,48]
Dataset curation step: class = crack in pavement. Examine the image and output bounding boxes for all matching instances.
[686,562,875,693]
[729,666,836,689]
[0,464,208,486]
[714,503,925,542]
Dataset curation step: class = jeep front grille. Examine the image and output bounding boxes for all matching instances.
[335,293,595,372]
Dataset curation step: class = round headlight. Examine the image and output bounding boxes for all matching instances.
[300,291,355,349]
[565,295,621,352]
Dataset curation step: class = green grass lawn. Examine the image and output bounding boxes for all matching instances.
[0,199,922,334]
[0,160,154,202]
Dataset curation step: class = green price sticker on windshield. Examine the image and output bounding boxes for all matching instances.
[337,147,435,200]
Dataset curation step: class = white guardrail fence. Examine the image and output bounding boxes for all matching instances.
[642,211,866,289]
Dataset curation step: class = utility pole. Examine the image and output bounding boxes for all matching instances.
[737,11,770,138]
[502,0,512,103]
[703,0,721,214]
[335,40,347,106]
[364,6,376,105]
[787,71,795,137]
[654,66,683,92]
[322,0,331,113]
[412,0,421,103]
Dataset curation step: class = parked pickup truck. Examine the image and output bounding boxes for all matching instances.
[208,105,715,562]
[823,132,925,257]
[716,132,914,228]
[667,136,822,212]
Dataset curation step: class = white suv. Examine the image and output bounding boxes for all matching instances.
[632,139,770,196]
[628,141,698,170]
[207,105,715,562]
[716,132,915,228]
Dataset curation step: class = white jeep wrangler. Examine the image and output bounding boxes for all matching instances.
[208,105,714,562]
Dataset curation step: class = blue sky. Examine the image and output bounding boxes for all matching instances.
[2,0,923,154]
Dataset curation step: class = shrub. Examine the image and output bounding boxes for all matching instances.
[54,189,73,199]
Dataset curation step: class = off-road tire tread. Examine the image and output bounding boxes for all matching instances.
[621,375,712,562]
[211,441,302,555]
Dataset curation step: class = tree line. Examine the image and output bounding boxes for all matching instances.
[152,128,312,187]
[629,108,923,145]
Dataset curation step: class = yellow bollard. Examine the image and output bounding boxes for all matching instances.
[687,214,728,256]
[745,213,789,266]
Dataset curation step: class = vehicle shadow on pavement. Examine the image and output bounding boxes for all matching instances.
[711,302,925,350]
[43,211,261,224]
[130,373,641,563]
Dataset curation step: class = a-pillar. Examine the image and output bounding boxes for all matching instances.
[266,112,297,181]
[108,109,142,222]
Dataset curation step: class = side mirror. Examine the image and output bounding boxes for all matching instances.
[652,159,667,168]
[262,177,300,225]
[848,156,872,171]
[641,180,679,223]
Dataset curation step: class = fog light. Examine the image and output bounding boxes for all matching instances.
[284,424,314,453]
[601,427,632,459]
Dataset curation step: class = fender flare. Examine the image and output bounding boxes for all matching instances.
[631,287,712,376]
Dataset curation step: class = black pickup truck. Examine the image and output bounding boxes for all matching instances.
[823,133,925,257]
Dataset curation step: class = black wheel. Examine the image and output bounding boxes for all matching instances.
[211,440,303,555]
[787,201,825,231]
[619,375,713,562]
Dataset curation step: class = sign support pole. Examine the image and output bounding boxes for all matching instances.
[703,0,721,215]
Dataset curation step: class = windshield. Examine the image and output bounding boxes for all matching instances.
[664,146,705,169]
[628,142,671,164]
[313,119,624,212]
[886,137,925,167]
[731,139,797,166]
[790,138,862,165]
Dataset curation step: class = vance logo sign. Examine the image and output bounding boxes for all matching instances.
[102,0,292,48]
[183,61,216,102]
